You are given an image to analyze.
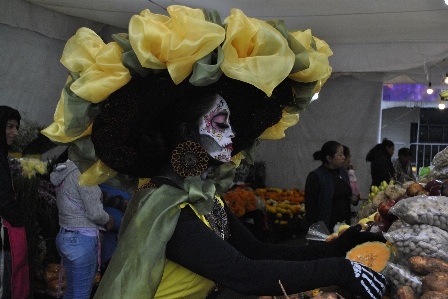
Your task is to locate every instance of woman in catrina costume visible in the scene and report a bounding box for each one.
[42,5,387,299]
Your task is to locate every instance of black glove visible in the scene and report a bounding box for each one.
[339,260,387,299]
[329,224,386,257]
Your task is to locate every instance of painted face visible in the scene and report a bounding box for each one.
[199,95,235,162]
[5,119,19,146]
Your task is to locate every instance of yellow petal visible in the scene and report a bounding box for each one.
[62,28,131,103]
[78,160,117,186]
[259,110,299,140]
[231,151,246,168]
[288,30,332,93]
[221,8,295,96]
[130,6,225,84]
[129,10,169,70]
[138,178,151,189]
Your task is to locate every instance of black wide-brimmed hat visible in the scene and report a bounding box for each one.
[42,5,332,184]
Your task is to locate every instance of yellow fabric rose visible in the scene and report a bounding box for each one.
[62,27,131,103]
[288,29,333,94]
[129,6,225,84]
[79,159,117,186]
[221,8,295,96]
[259,110,299,140]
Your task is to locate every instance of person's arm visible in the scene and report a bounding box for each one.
[0,163,24,227]
[76,175,110,227]
[166,206,386,298]
[225,204,385,261]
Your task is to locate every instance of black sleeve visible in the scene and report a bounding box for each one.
[304,172,320,227]
[371,155,393,184]
[224,203,345,261]
[0,165,24,227]
[165,206,351,296]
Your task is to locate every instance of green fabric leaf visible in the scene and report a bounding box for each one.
[112,33,133,52]
[205,162,236,196]
[310,36,317,51]
[208,10,223,27]
[112,33,153,77]
[68,136,97,173]
[189,47,224,86]
[266,20,310,74]
[68,71,80,81]
[96,176,222,299]
[266,19,289,41]
[63,80,102,137]
[242,140,259,165]
[286,81,318,112]
[288,32,310,74]
[122,50,152,77]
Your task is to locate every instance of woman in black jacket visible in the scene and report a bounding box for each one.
[366,138,395,187]
[0,105,29,299]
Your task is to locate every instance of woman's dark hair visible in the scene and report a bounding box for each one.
[343,145,350,158]
[381,138,394,148]
[366,138,394,162]
[47,147,69,175]
[313,141,342,164]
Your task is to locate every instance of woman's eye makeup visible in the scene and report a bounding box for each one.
[214,122,229,129]
[211,113,229,130]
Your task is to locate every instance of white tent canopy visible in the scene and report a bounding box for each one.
[24,0,448,85]
[1,0,448,195]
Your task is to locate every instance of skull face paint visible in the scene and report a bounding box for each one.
[199,95,235,162]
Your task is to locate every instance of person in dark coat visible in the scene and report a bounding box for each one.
[303,141,354,232]
[366,138,395,187]
[0,105,30,299]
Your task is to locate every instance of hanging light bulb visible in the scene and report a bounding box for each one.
[427,82,434,94]
[445,73,448,84]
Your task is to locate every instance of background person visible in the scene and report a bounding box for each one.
[0,105,29,299]
[343,145,360,206]
[393,147,415,183]
[366,138,395,187]
[50,151,115,299]
[303,141,354,232]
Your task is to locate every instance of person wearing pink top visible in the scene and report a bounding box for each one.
[0,105,30,299]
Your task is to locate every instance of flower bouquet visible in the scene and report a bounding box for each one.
[255,188,306,242]
[9,156,60,296]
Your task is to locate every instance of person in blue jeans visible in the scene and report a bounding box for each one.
[50,154,115,299]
